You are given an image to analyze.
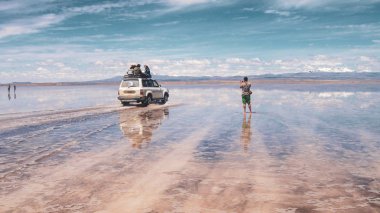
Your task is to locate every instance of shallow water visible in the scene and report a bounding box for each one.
[0,84,379,212]
[0,85,120,114]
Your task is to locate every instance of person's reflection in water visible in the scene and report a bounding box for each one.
[13,85,16,99]
[241,113,252,153]
[119,108,169,149]
[8,93,11,100]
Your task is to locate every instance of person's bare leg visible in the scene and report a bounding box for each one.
[248,104,252,113]
[243,104,246,114]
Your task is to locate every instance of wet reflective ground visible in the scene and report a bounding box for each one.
[0,84,380,212]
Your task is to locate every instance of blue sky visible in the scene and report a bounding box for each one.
[0,0,380,82]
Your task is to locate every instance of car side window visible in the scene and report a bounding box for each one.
[147,80,154,87]
[142,80,149,87]
[153,80,159,87]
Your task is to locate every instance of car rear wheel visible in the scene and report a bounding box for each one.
[142,95,152,107]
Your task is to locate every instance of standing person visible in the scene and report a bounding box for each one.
[144,65,151,78]
[14,84,16,93]
[8,84,11,94]
[240,76,252,114]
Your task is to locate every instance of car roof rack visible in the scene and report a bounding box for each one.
[123,73,152,80]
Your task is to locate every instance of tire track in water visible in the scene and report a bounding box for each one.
[0,105,127,137]
[0,121,118,182]
[0,105,177,184]
[0,105,121,121]
[0,104,209,212]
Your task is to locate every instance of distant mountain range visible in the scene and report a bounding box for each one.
[86,72,380,83]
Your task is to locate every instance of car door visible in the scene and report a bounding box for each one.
[142,79,149,96]
[152,80,162,99]
[147,79,157,99]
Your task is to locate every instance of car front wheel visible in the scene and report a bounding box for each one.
[161,93,169,104]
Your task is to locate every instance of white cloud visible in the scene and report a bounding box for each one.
[356,55,380,72]
[0,14,66,39]
[164,0,215,6]
[226,57,262,65]
[232,16,248,20]
[0,1,23,11]
[54,62,65,67]
[1,42,379,82]
[0,0,232,40]
[161,0,232,11]
[264,9,290,16]
[67,2,129,14]
[318,92,354,98]
[270,55,360,73]
[274,0,380,9]
[359,56,372,62]
[145,56,363,76]
[242,7,258,12]
[0,1,150,39]
[153,21,180,27]
[274,0,326,9]
[0,0,58,14]
[316,67,353,72]
[182,59,211,65]
[95,60,104,65]
[36,67,47,72]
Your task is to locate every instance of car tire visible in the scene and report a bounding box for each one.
[161,93,169,104]
[142,95,152,107]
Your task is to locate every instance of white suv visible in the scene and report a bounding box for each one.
[118,77,169,106]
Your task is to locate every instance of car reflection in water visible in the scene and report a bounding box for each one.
[119,108,169,149]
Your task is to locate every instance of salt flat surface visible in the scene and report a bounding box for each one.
[0,85,120,115]
[0,84,379,212]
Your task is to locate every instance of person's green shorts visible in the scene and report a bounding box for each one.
[242,95,251,104]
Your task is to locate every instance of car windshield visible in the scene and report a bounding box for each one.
[121,79,139,87]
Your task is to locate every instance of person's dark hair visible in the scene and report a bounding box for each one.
[137,64,141,67]
[243,76,248,82]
